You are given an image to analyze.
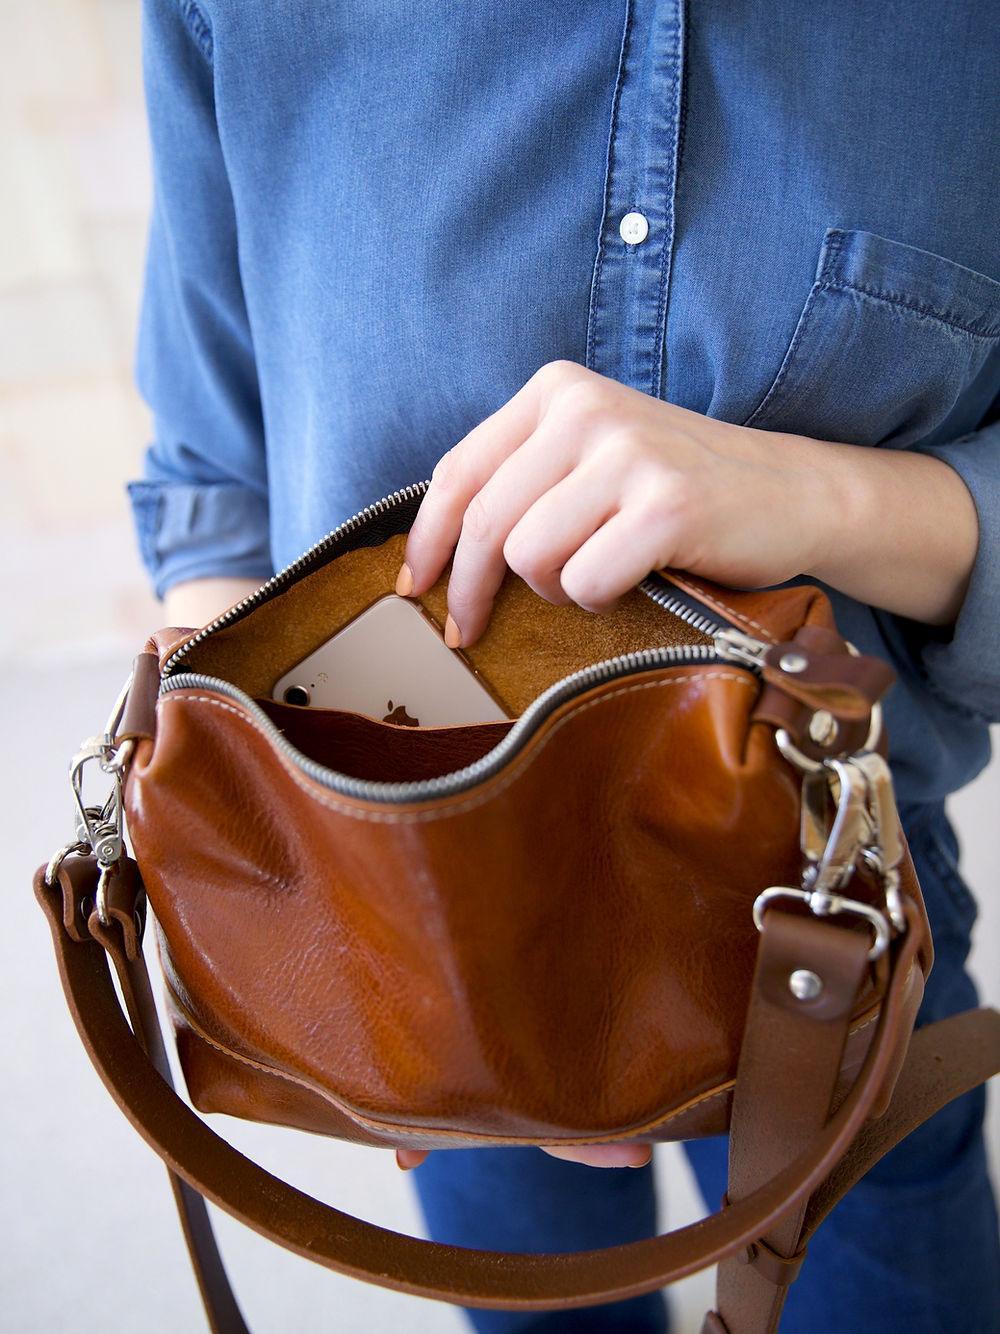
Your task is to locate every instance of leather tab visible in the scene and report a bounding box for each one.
[53,853,101,943]
[755,911,872,1022]
[142,626,199,668]
[98,858,147,962]
[116,652,160,744]
[759,634,895,720]
[49,855,146,960]
[752,625,895,761]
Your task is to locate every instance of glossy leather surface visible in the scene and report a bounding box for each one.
[124,555,917,1144]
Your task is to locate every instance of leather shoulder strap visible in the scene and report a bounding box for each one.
[34,857,1000,1323]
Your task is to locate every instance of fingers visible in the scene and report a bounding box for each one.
[443,438,627,644]
[496,467,618,607]
[558,509,668,613]
[436,436,576,644]
[401,374,549,596]
[541,1143,652,1168]
[398,361,685,643]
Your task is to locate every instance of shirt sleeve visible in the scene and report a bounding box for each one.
[886,410,1000,724]
[126,0,272,600]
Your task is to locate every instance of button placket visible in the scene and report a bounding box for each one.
[585,0,685,398]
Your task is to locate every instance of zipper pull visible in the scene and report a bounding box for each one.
[713,627,768,668]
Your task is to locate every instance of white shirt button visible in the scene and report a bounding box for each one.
[619,211,649,245]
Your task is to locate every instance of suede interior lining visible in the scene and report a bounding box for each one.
[180,532,709,718]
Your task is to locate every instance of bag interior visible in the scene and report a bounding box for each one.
[176,530,708,781]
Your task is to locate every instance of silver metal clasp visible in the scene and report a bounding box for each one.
[755,734,908,959]
[852,751,906,933]
[46,671,135,925]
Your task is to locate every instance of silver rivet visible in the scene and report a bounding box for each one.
[778,652,809,674]
[808,709,839,746]
[619,211,649,245]
[789,969,823,1001]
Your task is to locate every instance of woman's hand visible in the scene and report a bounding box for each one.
[397,360,837,647]
[399,359,978,647]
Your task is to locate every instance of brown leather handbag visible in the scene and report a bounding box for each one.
[36,481,999,1334]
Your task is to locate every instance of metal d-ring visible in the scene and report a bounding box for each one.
[44,839,90,888]
[752,885,891,961]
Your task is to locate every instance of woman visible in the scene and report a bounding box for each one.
[129,2,999,1328]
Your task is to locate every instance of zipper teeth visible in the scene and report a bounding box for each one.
[637,577,728,638]
[162,480,432,676]
[161,640,750,805]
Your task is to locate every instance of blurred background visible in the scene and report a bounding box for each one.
[2,3,997,1331]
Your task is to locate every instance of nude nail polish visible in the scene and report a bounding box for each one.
[395,563,414,596]
[444,614,461,648]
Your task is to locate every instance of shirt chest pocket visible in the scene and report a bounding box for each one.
[741,229,1000,447]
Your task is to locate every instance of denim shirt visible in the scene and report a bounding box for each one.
[127,0,1000,809]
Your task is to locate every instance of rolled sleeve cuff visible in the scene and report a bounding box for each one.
[901,429,1000,723]
[126,479,273,600]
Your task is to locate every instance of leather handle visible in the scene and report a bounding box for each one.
[34,858,999,1315]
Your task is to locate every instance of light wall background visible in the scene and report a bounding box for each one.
[2,4,996,1332]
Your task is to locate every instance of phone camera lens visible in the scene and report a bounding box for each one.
[283,685,310,706]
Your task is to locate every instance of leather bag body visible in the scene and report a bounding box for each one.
[36,483,999,1333]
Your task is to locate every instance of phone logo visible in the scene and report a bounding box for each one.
[383,699,419,727]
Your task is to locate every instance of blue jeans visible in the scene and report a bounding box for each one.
[411,804,999,1332]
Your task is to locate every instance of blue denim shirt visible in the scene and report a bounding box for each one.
[127,0,1000,809]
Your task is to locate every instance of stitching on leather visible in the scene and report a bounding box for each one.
[849,1011,879,1037]
[169,975,737,1142]
[691,590,777,642]
[166,977,417,1135]
[166,978,888,1145]
[712,603,776,642]
[167,973,733,1142]
[160,671,758,824]
[663,576,779,643]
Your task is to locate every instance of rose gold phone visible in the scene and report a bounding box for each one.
[271,595,510,726]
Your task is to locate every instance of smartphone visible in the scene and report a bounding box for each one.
[271,595,510,726]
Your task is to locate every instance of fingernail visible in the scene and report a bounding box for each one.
[395,1150,413,1171]
[444,614,462,648]
[395,563,414,596]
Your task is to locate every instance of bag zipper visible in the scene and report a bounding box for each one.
[158,482,769,805]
